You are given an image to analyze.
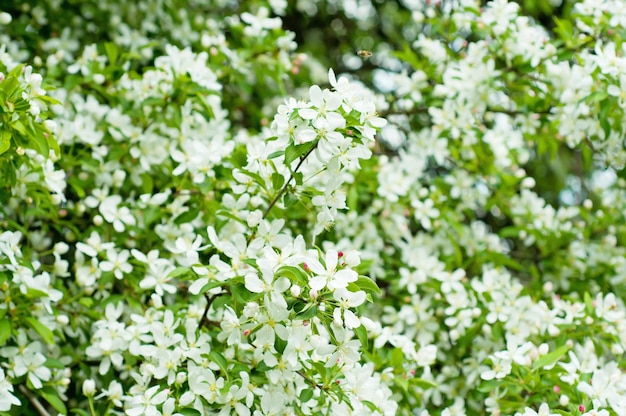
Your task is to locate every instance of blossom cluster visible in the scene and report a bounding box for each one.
[1,1,626,416]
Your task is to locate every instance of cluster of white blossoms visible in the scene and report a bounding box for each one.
[3,0,626,415]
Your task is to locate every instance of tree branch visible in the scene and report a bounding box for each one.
[18,385,52,416]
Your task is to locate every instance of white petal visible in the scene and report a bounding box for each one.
[188,278,209,295]
[343,310,361,329]
[328,68,337,86]
[245,273,265,293]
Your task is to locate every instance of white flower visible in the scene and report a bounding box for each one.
[332,288,366,329]
[125,385,169,416]
[0,368,20,411]
[99,195,136,232]
[411,198,440,230]
[515,403,559,416]
[299,85,344,125]
[415,344,438,367]
[480,352,512,381]
[139,259,177,296]
[307,249,358,291]
[100,248,133,280]
[0,231,23,266]
[240,7,282,37]
[95,380,124,407]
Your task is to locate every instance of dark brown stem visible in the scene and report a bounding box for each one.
[200,293,218,328]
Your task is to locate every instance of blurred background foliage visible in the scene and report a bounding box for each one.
[0,0,612,266]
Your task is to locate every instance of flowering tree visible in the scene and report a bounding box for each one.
[1,0,626,415]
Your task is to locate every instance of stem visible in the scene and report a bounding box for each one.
[88,396,97,416]
[262,141,319,219]
[296,370,325,390]
[200,293,218,328]
[18,385,52,416]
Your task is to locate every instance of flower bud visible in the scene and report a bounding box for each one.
[54,242,70,254]
[51,194,63,205]
[82,379,96,396]
[290,284,301,297]
[0,12,12,25]
[151,293,163,308]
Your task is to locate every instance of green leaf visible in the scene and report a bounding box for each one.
[299,388,314,403]
[477,379,500,393]
[361,400,379,412]
[209,351,230,378]
[275,337,287,354]
[394,376,409,393]
[104,42,119,65]
[347,185,358,210]
[196,279,227,294]
[216,209,246,224]
[174,208,199,225]
[25,317,54,344]
[532,344,569,370]
[11,119,27,136]
[26,287,50,299]
[354,324,368,349]
[284,192,298,208]
[553,17,574,43]
[140,172,154,194]
[276,265,309,286]
[293,171,303,186]
[238,169,267,190]
[0,130,10,156]
[353,276,381,296]
[40,386,68,414]
[284,141,316,166]
[392,43,422,70]
[391,347,403,369]
[271,172,285,191]
[582,91,608,105]
[44,358,67,369]
[68,177,86,199]
[0,319,11,346]
[28,120,50,156]
[167,267,192,279]
[70,409,91,416]
[295,305,317,321]
[178,409,202,416]
[142,206,161,227]
[79,297,94,308]
[267,150,284,159]
[584,291,593,314]
[230,282,261,303]
[310,361,328,381]
[8,64,24,78]
[411,377,437,390]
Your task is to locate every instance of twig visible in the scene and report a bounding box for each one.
[296,370,326,390]
[200,293,217,328]
[18,385,52,416]
[262,141,319,219]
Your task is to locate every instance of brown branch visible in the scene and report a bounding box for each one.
[18,385,52,416]
[200,293,220,328]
